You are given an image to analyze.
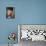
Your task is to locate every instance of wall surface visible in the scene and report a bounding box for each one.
[0,0,18,44]
[0,0,46,44]
[16,0,46,24]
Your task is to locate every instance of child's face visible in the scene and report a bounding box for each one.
[7,10,13,16]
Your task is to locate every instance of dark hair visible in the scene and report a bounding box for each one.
[7,7,13,11]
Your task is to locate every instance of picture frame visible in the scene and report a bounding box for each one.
[6,7,15,19]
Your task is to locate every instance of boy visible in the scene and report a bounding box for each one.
[6,7,15,19]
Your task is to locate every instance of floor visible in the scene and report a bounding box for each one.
[0,40,46,46]
[19,39,46,46]
[0,44,18,46]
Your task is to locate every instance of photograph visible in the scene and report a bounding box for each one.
[6,7,15,19]
[18,24,46,46]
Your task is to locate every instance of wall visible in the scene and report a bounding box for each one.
[16,0,46,24]
[0,0,46,44]
[0,0,18,44]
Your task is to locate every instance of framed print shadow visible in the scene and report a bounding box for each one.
[6,7,15,19]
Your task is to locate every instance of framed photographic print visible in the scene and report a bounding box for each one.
[18,24,46,41]
[6,7,15,19]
